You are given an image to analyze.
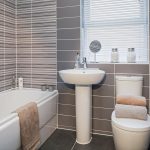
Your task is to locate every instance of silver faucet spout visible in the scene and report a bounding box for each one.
[82,57,87,69]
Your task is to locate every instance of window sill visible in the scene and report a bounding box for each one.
[88,61,149,65]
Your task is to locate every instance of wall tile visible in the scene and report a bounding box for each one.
[58,82,75,94]
[143,87,149,99]
[58,104,75,116]
[100,74,114,85]
[115,64,149,74]
[17,0,57,88]
[58,115,76,128]
[57,39,80,50]
[57,0,80,7]
[59,93,75,105]
[57,17,80,29]
[92,130,112,136]
[93,85,114,97]
[57,6,80,18]
[57,28,80,39]
[93,119,112,132]
[0,0,16,91]
[57,61,75,71]
[93,96,114,108]
[57,51,79,62]
[93,108,113,120]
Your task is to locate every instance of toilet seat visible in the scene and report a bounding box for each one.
[111,111,150,132]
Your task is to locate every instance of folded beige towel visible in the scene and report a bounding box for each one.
[116,95,146,106]
[115,104,147,120]
[16,102,40,150]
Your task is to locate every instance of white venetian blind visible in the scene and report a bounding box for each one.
[81,0,149,63]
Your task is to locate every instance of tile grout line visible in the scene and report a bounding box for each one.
[31,0,32,88]
[57,16,80,20]
[57,5,80,9]
[56,0,59,129]
[70,141,76,150]
[15,0,18,83]
[4,0,5,90]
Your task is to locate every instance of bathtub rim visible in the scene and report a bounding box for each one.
[0,88,58,125]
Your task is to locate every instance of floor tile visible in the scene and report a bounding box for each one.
[72,134,115,150]
[40,129,76,150]
[40,129,150,150]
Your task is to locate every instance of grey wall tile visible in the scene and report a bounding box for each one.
[58,115,76,128]
[58,82,75,94]
[57,39,80,50]
[93,96,114,108]
[92,130,112,136]
[57,6,80,18]
[143,87,149,99]
[57,17,80,29]
[57,0,80,7]
[93,108,113,120]
[58,125,76,131]
[59,93,75,105]
[57,51,79,62]
[115,64,149,74]
[58,61,75,71]
[57,28,80,39]
[93,85,114,97]
[93,119,112,132]
[101,74,114,85]
[58,104,75,116]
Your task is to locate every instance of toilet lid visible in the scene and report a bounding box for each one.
[111,111,150,131]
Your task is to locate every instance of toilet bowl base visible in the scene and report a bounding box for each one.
[112,123,150,150]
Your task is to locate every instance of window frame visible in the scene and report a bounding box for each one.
[80,0,149,64]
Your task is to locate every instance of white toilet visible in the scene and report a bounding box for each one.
[111,76,150,150]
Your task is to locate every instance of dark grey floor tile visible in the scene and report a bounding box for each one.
[40,129,76,150]
[72,134,115,150]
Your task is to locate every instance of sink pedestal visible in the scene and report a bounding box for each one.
[75,85,92,144]
[59,69,105,144]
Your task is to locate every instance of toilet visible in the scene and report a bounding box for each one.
[111,76,150,150]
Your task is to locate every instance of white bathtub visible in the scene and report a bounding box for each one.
[0,88,58,150]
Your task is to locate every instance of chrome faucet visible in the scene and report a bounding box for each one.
[82,57,87,69]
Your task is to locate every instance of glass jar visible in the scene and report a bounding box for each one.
[127,48,136,63]
[111,48,119,63]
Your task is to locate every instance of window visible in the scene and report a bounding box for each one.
[81,0,149,63]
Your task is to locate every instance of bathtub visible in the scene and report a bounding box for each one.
[0,88,58,150]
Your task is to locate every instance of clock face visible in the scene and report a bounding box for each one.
[89,40,101,53]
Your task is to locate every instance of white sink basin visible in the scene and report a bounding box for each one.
[59,68,105,85]
[59,68,105,144]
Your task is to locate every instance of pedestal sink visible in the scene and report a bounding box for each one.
[59,68,105,144]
